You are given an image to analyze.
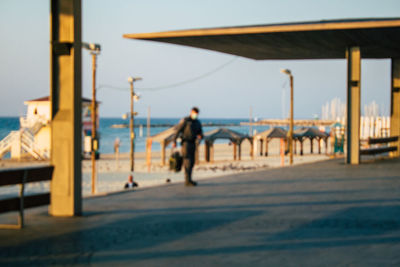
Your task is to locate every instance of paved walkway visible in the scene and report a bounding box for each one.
[1,158,400,266]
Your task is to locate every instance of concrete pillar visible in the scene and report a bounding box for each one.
[233,142,237,160]
[50,0,82,216]
[259,139,263,156]
[346,46,361,164]
[390,58,400,157]
[310,138,314,154]
[265,138,269,156]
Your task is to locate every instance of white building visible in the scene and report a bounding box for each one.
[0,96,99,160]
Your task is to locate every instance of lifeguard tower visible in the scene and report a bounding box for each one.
[0,96,99,160]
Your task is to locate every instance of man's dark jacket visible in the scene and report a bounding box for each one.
[174,117,203,144]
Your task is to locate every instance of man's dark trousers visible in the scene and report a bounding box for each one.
[182,141,196,184]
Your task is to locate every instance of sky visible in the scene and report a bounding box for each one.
[0,0,399,119]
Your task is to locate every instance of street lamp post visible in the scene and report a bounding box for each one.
[128,76,142,173]
[83,43,101,194]
[281,69,294,165]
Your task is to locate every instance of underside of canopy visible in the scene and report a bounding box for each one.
[124,18,400,60]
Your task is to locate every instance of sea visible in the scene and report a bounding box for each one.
[0,117,273,157]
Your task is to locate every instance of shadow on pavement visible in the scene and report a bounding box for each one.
[269,205,400,240]
[86,205,400,263]
[0,209,261,266]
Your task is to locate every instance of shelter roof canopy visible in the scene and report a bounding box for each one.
[254,127,288,139]
[294,127,328,139]
[204,128,249,143]
[124,18,400,60]
[149,125,179,144]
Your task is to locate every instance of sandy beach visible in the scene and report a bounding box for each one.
[84,138,331,195]
[0,138,332,197]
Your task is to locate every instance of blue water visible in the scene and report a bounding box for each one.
[0,117,20,138]
[0,117,273,155]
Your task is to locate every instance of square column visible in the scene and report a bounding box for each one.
[346,47,361,165]
[391,58,400,157]
[49,0,82,216]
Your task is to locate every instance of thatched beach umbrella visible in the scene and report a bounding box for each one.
[203,128,252,162]
[294,127,329,155]
[254,127,287,156]
[146,125,179,166]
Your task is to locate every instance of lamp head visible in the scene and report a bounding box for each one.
[280,68,292,75]
[128,77,142,83]
[82,43,101,53]
[89,43,101,51]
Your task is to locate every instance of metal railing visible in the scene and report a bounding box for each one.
[0,129,49,160]
[19,115,48,131]
[0,131,19,157]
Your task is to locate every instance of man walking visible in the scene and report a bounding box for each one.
[173,107,203,186]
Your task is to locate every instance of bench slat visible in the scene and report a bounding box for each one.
[0,166,53,186]
[360,146,398,155]
[0,193,50,213]
[368,136,399,145]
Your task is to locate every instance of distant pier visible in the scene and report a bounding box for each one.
[110,119,336,129]
[110,122,242,129]
[241,119,335,127]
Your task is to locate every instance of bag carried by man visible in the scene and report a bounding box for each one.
[169,150,183,172]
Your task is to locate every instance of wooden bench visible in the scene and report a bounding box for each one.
[360,136,398,155]
[0,166,53,229]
